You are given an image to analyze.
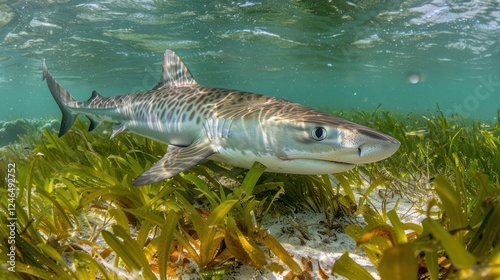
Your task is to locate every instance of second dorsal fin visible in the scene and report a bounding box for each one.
[153,50,198,90]
[88,90,103,102]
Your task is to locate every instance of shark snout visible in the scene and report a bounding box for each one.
[354,128,400,164]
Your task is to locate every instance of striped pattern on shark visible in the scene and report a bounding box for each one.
[43,50,400,186]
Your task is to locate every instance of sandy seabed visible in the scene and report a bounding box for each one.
[175,180,427,280]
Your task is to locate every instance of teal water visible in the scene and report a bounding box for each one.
[0,0,498,122]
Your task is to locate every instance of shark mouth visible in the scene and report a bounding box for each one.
[279,156,356,166]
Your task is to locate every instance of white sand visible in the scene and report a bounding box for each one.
[177,180,427,279]
[75,178,427,279]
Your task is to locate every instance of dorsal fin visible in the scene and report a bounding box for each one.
[88,90,103,102]
[152,50,197,90]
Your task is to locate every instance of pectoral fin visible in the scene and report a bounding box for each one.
[132,138,214,186]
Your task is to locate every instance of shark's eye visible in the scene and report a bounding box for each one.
[311,127,327,141]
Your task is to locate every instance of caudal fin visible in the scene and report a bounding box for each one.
[42,59,77,137]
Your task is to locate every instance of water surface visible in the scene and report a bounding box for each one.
[0,0,498,122]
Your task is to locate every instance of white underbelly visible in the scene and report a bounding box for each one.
[208,149,355,175]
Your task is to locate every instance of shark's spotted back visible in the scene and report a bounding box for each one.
[43,50,400,185]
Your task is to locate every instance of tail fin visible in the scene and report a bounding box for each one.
[42,59,77,137]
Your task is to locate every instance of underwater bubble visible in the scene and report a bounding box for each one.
[408,74,419,84]
[406,71,424,84]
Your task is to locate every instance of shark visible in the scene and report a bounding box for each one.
[43,50,400,186]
